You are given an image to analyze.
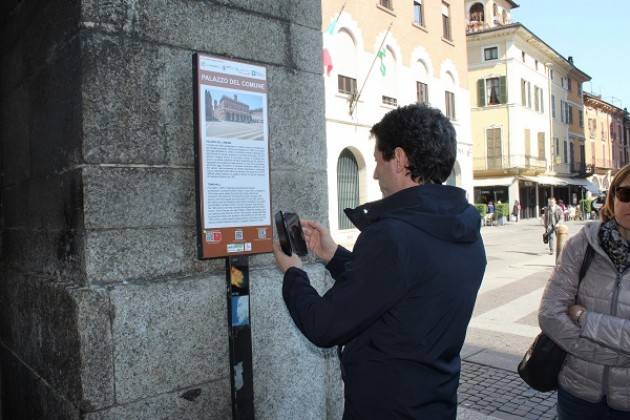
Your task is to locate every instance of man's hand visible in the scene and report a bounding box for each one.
[273,241,303,273]
[301,220,337,264]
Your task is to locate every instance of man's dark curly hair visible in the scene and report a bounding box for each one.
[370,104,457,184]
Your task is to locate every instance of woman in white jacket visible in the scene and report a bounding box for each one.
[539,164,630,420]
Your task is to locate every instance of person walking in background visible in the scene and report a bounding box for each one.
[512,200,521,223]
[539,164,630,419]
[544,198,563,255]
[273,104,486,420]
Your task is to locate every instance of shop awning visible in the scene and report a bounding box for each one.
[519,175,601,194]
[520,175,567,186]
[473,177,516,187]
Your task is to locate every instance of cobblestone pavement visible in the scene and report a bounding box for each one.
[458,361,558,419]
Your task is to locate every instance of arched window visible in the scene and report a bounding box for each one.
[493,2,498,17]
[470,2,484,22]
[382,46,398,105]
[416,59,430,105]
[336,29,359,95]
[337,149,360,229]
[336,29,358,78]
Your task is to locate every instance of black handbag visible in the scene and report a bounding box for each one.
[542,230,549,244]
[518,243,594,392]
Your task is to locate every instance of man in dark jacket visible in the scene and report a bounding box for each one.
[273,104,486,419]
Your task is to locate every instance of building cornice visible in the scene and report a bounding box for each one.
[467,23,591,82]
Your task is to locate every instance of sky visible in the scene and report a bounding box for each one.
[512,0,630,111]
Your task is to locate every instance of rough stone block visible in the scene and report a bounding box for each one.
[0,345,81,420]
[81,32,167,164]
[83,378,231,420]
[81,1,290,69]
[109,274,229,403]
[0,85,31,186]
[268,68,327,172]
[0,274,114,411]
[250,265,338,420]
[271,169,329,224]
[0,0,81,94]
[28,37,83,178]
[85,226,223,284]
[73,287,116,410]
[2,169,83,231]
[1,228,84,283]
[83,166,195,229]
[289,22,323,76]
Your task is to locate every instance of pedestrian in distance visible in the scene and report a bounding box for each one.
[273,104,487,420]
[544,197,563,255]
[539,163,630,419]
[512,199,521,223]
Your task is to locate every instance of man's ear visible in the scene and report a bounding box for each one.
[394,147,409,172]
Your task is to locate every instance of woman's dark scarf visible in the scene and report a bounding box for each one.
[599,219,630,273]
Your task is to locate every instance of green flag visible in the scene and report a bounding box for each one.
[377,49,386,76]
[326,18,337,35]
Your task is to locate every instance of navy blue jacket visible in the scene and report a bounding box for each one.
[283,184,486,419]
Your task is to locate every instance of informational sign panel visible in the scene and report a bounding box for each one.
[194,54,273,258]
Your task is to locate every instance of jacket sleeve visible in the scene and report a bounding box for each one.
[282,222,408,348]
[324,246,353,283]
[538,231,630,366]
[580,311,630,356]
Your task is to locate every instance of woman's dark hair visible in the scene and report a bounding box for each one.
[370,104,456,184]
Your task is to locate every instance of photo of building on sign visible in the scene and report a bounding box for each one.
[204,87,264,141]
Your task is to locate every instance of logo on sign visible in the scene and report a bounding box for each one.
[235,230,244,241]
[207,231,222,243]
[257,228,267,239]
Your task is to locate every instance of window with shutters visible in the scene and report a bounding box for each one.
[567,77,572,92]
[442,3,452,41]
[521,79,526,106]
[538,133,545,160]
[527,82,531,108]
[417,82,428,105]
[524,129,531,158]
[534,87,540,112]
[579,110,584,128]
[382,95,397,106]
[478,77,506,107]
[338,75,357,95]
[551,95,556,118]
[484,47,498,61]
[337,149,359,230]
[486,128,502,169]
[445,91,455,120]
[564,140,568,163]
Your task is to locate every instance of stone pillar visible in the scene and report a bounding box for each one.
[0,1,339,419]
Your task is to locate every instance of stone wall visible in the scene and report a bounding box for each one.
[0,1,341,418]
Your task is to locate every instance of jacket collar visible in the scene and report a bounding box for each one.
[344,184,428,231]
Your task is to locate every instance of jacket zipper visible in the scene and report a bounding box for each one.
[602,270,625,397]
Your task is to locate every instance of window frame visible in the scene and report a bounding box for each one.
[416,81,429,105]
[337,74,357,96]
[413,0,424,27]
[378,0,393,10]
[442,2,452,41]
[445,90,456,120]
[483,45,499,61]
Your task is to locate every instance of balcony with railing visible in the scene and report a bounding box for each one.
[474,154,547,174]
[466,18,513,34]
[594,158,613,169]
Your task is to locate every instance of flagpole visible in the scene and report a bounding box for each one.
[326,1,348,34]
[349,21,393,115]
